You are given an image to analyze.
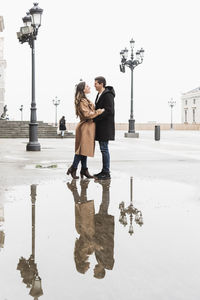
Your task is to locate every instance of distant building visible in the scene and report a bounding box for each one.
[181,87,200,124]
[0,16,6,116]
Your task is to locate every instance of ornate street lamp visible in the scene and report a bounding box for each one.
[17,185,43,299]
[17,3,43,151]
[19,105,24,121]
[119,177,143,236]
[120,39,144,138]
[52,96,60,127]
[168,98,176,129]
[0,204,5,250]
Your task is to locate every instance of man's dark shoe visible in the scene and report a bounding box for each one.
[93,171,103,177]
[94,172,111,180]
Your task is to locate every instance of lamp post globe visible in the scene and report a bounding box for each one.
[22,12,32,27]
[119,38,144,138]
[29,3,43,28]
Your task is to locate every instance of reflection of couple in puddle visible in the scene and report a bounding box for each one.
[67,179,114,279]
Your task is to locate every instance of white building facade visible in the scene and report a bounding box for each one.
[0,16,6,116]
[181,87,200,124]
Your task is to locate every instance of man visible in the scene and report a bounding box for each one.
[94,179,115,278]
[59,115,66,138]
[93,76,115,180]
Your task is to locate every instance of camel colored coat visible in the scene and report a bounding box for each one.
[75,200,95,238]
[75,98,102,157]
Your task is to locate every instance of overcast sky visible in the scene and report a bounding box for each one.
[1,0,200,123]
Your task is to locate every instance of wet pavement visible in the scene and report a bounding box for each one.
[0,131,200,299]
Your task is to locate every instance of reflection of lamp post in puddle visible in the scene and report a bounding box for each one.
[17,184,43,299]
[119,177,143,235]
[0,204,5,250]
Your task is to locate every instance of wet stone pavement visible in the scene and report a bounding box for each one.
[0,175,200,300]
[0,131,200,299]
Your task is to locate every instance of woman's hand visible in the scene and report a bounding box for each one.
[97,108,105,114]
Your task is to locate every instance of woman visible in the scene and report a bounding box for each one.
[59,116,66,138]
[67,81,104,179]
[67,179,96,274]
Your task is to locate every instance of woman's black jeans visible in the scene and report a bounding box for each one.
[72,154,87,169]
[99,141,110,173]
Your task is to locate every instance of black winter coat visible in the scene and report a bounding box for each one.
[94,86,115,141]
[59,118,66,130]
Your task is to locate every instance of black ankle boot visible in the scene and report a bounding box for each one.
[66,165,79,179]
[93,171,103,177]
[80,168,94,179]
[94,171,111,180]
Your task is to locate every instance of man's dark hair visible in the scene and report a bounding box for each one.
[95,76,106,87]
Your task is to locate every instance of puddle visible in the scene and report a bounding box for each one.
[0,177,199,300]
[24,160,67,170]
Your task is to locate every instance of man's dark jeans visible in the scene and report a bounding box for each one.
[99,141,110,173]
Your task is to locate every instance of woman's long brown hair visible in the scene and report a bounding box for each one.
[75,81,87,117]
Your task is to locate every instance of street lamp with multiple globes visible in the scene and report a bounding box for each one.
[17,3,43,151]
[52,96,60,127]
[168,98,176,129]
[119,177,143,236]
[120,39,144,138]
[19,105,23,121]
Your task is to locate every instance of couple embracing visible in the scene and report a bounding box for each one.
[67,76,115,180]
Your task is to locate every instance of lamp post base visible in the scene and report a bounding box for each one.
[124,119,139,138]
[124,132,139,138]
[26,123,41,151]
[26,141,41,151]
